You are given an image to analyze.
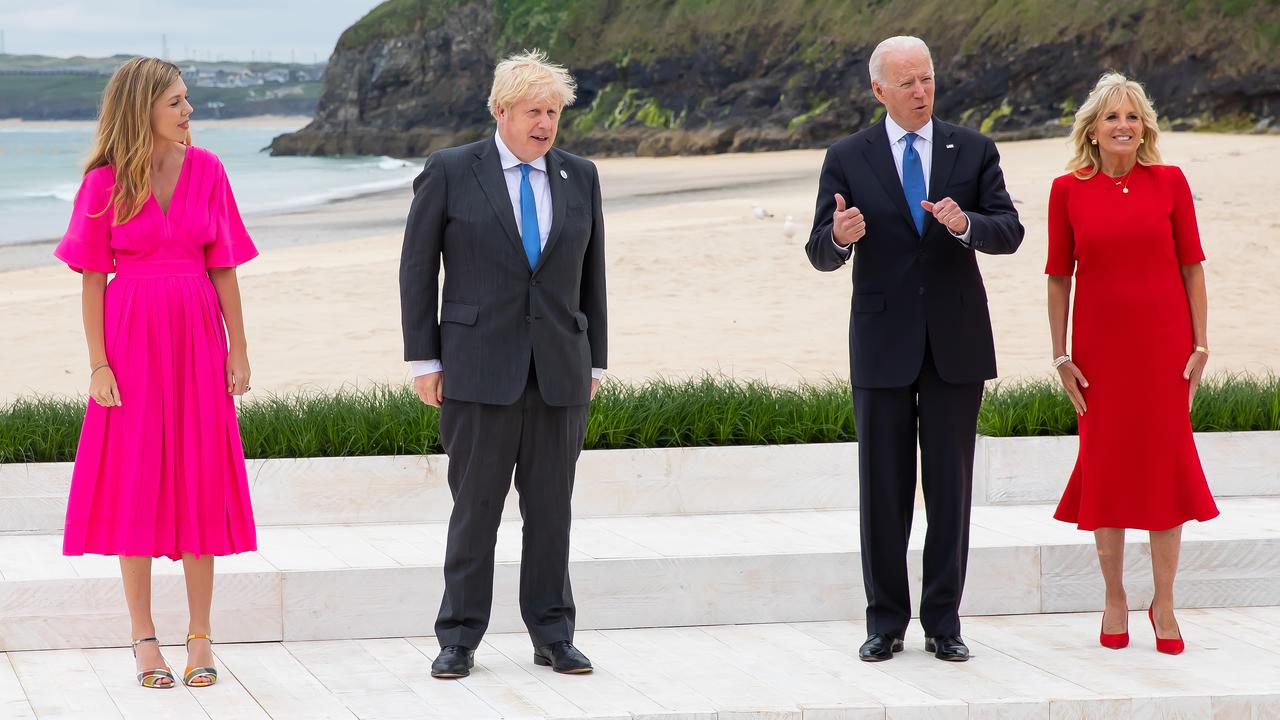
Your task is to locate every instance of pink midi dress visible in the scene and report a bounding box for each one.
[54,146,258,560]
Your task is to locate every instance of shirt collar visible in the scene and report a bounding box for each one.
[884,115,934,147]
[494,130,548,173]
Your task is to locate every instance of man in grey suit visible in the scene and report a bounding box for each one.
[399,50,607,679]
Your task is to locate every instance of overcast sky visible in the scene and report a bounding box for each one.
[0,1,387,63]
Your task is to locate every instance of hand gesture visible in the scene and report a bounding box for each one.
[1183,349,1208,410]
[1055,360,1089,415]
[832,194,866,246]
[921,197,969,235]
[89,366,121,408]
[415,371,444,407]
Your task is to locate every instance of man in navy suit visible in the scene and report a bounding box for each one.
[400,50,607,679]
[806,36,1023,662]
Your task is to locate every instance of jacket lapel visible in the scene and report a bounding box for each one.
[471,138,525,260]
[923,119,959,238]
[928,120,959,204]
[862,122,917,234]
[535,149,569,273]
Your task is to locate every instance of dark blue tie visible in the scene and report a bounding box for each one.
[518,163,541,269]
[902,132,927,236]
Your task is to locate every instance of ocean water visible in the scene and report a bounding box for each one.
[0,123,421,246]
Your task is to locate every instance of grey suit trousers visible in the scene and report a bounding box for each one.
[434,366,588,649]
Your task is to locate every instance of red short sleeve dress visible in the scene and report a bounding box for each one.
[54,146,259,560]
[1045,163,1219,531]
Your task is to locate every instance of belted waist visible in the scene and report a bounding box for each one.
[112,259,208,278]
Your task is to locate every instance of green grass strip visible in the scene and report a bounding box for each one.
[1,373,1276,463]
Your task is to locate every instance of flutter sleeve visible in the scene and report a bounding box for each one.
[1169,166,1206,266]
[204,160,259,268]
[1044,175,1076,277]
[53,168,115,274]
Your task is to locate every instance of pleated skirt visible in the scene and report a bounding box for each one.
[62,273,257,560]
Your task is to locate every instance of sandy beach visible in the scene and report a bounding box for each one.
[1,132,1277,402]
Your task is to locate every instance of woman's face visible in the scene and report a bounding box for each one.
[1091,95,1143,162]
[152,77,192,145]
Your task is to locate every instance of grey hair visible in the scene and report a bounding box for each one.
[868,36,934,84]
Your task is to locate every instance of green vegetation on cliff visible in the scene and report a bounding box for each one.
[345,0,1280,73]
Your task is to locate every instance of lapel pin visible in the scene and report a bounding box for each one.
[946,144,955,149]
[560,169,568,179]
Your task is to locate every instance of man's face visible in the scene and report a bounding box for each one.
[871,48,935,132]
[496,94,561,162]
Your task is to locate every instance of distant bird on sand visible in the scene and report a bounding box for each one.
[782,214,798,239]
[752,205,774,219]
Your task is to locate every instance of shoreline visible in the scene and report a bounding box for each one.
[0,114,313,130]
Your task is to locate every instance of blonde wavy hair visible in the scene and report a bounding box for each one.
[1067,72,1162,179]
[85,57,190,223]
[487,49,576,118]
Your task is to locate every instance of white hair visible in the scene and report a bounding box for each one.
[869,36,934,84]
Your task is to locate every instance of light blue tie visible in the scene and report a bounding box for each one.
[518,163,541,269]
[902,132,927,236]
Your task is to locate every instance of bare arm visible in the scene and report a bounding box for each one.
[1181,262,1209,408]
[1047,274,1087,414]
[1047,275,1071,360]
[209,267,251,395]
[81,271,120,406]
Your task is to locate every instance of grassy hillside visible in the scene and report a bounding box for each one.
[338,0,1280,74]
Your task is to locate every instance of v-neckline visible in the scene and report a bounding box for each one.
[151,145,190,218]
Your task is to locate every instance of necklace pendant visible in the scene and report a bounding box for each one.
[1122,187,1129,194]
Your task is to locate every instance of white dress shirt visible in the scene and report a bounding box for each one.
[833,115,971,256]
[410,131,603,381]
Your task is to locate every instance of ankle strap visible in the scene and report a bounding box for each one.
[132,636,159,647]
[186,633,211,646]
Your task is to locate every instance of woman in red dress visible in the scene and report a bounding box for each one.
[1046,73,1218,655]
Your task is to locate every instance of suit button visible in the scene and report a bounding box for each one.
[525,315,533,323]
[918,287,926,295]
[530,279,539,287]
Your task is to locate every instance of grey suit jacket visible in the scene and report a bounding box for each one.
[399,137,608,406]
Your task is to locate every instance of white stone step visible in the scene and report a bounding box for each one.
[974,430,1280,506]
[0,444,857,533]
[3,611,1279,719]
[3,430,1276,532]
[1,498,1278,652]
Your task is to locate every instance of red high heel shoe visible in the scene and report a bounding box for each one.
[1148,605,1185,655]
[1099,607,1129,649]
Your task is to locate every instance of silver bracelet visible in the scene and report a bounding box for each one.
[1051,355,1071,369]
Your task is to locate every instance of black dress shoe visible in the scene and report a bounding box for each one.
[533,640,593,674]
[924,635,970,662]
[430,645,475,678]
[858,634,904,662]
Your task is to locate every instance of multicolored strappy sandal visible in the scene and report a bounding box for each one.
[131,637,176,689]
[183,633,218,687]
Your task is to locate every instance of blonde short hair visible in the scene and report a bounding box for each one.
[487,49,577,118]
[1067,72,1162,179]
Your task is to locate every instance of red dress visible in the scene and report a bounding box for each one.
[1045,163,1218,531]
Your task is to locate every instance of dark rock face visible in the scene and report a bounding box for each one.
[272,3,1280,158]
[271,0,495,156]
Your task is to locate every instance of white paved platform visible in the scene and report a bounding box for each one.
[2,498,1279,651]
[3,609,1279,719]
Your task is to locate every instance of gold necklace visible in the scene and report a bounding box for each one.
[1109,166,1135,194]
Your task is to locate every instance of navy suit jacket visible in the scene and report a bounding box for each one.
[399,138,608,406]
[806,118,1023,388]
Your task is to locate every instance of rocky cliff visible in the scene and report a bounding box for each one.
[270,0,1280,157]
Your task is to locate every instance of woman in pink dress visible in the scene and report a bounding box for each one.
[55,57,258,689]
